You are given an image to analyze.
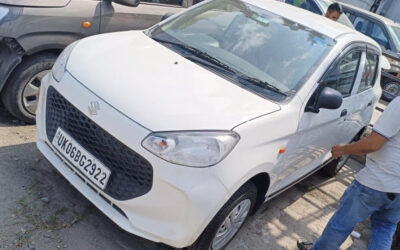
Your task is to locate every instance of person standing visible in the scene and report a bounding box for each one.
[298,97,400,250]
[325,3,343,21]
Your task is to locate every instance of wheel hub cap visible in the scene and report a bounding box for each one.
[384,82,400,96]
[211,199,251,250]
[22,70,49,115]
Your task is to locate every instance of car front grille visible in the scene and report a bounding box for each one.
[45,86,153,201]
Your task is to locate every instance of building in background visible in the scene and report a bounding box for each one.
[338,0,400,23]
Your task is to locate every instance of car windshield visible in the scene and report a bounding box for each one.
[149,0,335,101]
[388,25,400,53]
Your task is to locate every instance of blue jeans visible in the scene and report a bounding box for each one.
[313,180,400,250]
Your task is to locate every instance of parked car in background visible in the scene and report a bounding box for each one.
[36,0,383,249]
[341,3,400,102]
[279,0,355,29]
[0,0,203,123]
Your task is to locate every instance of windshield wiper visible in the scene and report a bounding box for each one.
[152,37,237,74]
[237,74,287,96]
[152,36,286,97]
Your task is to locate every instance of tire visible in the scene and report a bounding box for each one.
[381,77,400,102]
[189,182,257,250]
[1,53,57,124]
[320,155,350,177]
[392,223,400,249]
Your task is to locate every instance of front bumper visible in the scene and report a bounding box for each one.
[36,72,231,248]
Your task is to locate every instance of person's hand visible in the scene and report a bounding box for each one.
[331,145,347,159]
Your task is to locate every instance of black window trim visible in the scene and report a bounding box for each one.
[318,43,365,98]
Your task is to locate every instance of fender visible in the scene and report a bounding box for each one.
[0,37,24,92]
[17,32,83,55]
[0,32,83,93]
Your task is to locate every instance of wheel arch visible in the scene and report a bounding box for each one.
[0,48,62,94]
[248,172,270,214]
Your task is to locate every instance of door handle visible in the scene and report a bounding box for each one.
[340,109,348,117]
[367,101,373,107]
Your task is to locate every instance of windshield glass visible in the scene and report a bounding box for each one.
[150,0,335,100]
[388,25,400,53]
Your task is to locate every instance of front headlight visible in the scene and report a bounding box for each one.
[142,131,240,167]
[52,41,78,82]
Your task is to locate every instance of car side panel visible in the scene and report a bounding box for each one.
[100,2,185,33]
[1,0,101,55]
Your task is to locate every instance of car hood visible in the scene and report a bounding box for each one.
[66,31,281,131]
[0,0,70,7]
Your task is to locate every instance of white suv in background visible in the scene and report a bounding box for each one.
[36,0,384,249]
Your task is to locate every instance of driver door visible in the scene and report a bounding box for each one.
[269,46,366,193]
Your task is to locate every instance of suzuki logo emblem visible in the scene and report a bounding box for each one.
[88,101,100,116]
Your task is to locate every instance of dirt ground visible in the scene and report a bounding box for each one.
[0,104,384,250]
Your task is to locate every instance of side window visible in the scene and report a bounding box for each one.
[141,0,183,6]
[285,0,322,15]
[358,53,379,93]
[321,50,361,97]
[353,16,370,34]
[370,23,390,49]
[345,12,355,22]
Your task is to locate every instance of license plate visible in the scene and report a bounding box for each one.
[52,127,111,190]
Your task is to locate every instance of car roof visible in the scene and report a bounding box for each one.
[244,0,372,40]
[340,2,400,27]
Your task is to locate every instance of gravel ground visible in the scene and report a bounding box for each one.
[0,104,384,250]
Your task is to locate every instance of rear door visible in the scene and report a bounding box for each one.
[351,46,380,127]
[270,45,366,193]
[100,0,187,33]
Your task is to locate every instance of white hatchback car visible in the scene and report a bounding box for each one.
[36,0,383,249]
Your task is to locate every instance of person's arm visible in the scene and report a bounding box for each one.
[331,131,387,159]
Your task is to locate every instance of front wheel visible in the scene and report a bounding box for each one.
[189,182,257,250]
[321,154,350,177]
[381,78,400,102]
[1,53,57,123]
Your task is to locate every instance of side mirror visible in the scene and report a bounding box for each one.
[112,0,140,7]
[306,87,343,113]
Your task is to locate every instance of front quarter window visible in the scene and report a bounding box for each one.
[149,0,335,101]
[321,50,361,97]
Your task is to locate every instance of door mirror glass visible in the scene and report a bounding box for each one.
[113,0,140,7]
[306,87,343,113]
